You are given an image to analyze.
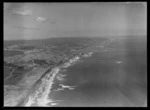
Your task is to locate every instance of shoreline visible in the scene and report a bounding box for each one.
[4,51,94,106]
[17,67,54,106]
[23,56,81,106]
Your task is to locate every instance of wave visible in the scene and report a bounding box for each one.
[62,56,80,68]
[59,84,77,90]
[83,52,93,57]
[53,84,76,92]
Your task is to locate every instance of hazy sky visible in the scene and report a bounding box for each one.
[4,2,147,40]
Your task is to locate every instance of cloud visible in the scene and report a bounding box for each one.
[36,17,46,22]
[12,9,32,16]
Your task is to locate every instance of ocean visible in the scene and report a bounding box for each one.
[48,37,147,107]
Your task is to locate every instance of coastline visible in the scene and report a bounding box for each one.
[23,56,81,106]
[4,50,94,106]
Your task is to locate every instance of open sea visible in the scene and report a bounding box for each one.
[48,37,147,107]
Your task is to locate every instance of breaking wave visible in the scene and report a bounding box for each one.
[83,52,93,58]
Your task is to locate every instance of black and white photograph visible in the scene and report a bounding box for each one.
[4,2,147,107]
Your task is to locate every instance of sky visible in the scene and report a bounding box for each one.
[4,2,147,40]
